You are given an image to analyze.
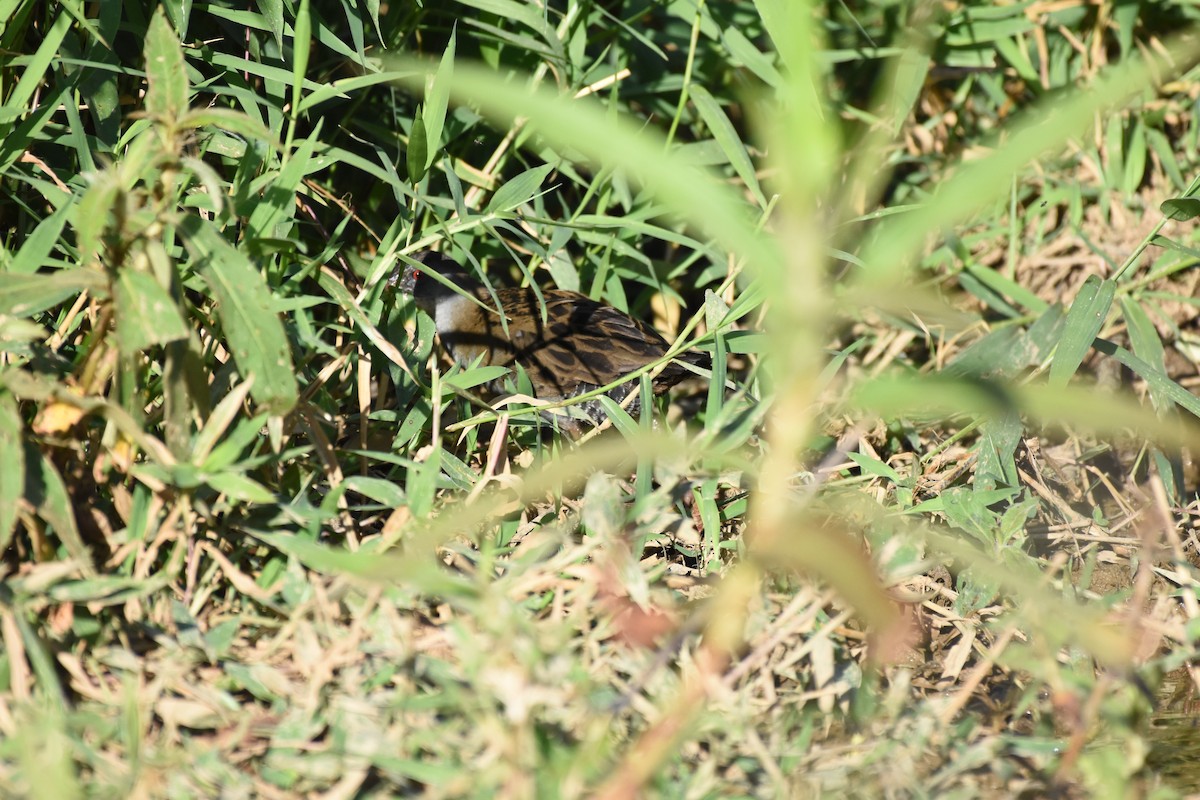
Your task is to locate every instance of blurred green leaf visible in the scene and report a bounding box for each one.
[858,36,1200,288]
[74,173,120,264]
[161,0,193,41]
[721,26,782,88]
[582,471,624,538]
[179,107,276,143]
[0,391,22,551]
[0,269,107,317]
[888,49,931,136]
[206,472,275,504]
[1104,115,1124,191]
[113,269,190,355]
[144,6,188,121]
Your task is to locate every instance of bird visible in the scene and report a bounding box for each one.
[392,250,711,436]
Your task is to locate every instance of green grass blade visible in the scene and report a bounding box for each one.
[1048,275,1115,387]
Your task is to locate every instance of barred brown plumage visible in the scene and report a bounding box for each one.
[392,250,711,436]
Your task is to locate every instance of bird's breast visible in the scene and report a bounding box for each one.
[435,294,514,369]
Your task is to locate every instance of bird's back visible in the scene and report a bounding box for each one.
[437,287,704,402]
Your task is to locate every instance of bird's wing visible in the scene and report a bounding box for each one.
[497,291,671,396]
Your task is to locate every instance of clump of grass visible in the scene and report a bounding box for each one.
[4,1,1200,796]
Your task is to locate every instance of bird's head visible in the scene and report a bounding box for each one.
[391,251,478,316]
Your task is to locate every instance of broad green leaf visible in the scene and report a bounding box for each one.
[178,216,298,414]
[423,26,455,171]
[245,126,320,240]
[144,7,188,121]
[942,486,1014,546]
[1049,275,1115,387]
[946,326,1034,379]
[1160,197,1200,221]
[161,0,193,40]
[407,113,428,184]
[1025,302,1067,357]
[255,0,284,48]
[442,366,509,391]
[486,163,555,214]
[976,413,1021,492]
[113,269,190,355]
[845,452,902,483]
